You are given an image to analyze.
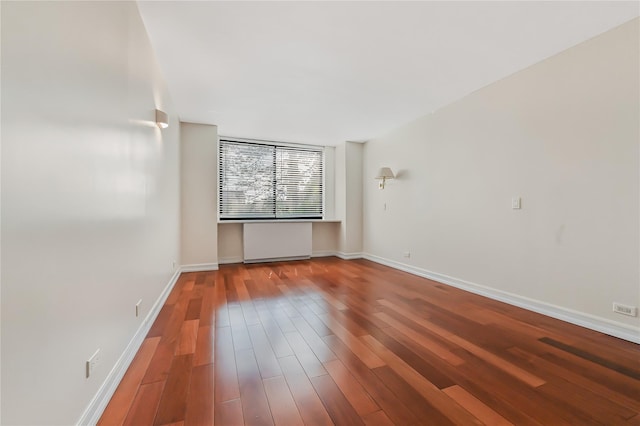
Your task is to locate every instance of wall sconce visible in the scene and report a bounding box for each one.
[155,109,169,129]
[375,167,395,189]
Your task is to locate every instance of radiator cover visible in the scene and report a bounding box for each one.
[243,222,312,263]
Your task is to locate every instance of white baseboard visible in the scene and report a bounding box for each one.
[77,269,182,425]
[219,252,362,262]
[362,253,640,344]
[335,251,363,260]
[180,262,219,272]
[244,255,311,264]
[222,253,336,263]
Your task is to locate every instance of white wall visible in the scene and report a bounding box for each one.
[335,141,364,256]
[363,18,639,341]
[218,223,244,263]
[312,222,340,256]
[180,122,218,269]
[324,146,336,219]
[1,2,180,424]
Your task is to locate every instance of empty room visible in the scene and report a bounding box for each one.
[1,1,639,425]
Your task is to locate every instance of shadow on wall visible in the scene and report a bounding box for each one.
[394,169,409,180]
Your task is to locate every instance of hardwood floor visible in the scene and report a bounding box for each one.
[98,257,640,425]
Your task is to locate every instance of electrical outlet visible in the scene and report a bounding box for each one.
[86,349,100,378]
[135,299,142,317]
[403,251,411,258]
[172,260,177,271]
[612,303,637,317]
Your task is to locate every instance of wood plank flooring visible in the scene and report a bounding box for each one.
[98,257,640,425]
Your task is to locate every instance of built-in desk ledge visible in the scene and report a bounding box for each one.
[218,218,341,224]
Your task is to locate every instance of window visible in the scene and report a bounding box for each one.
[219,139,323,220]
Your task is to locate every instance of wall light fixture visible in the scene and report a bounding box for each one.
[375,167,395,189]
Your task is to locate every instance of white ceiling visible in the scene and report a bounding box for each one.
[137,1,639,146]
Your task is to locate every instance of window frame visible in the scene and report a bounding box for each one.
[218,137,325,222]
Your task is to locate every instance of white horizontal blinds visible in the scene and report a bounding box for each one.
[276,147,323,218]
[219,139,323,219]
[219,141,275,219]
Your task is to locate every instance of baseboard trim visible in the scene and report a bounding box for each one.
[362,253,640,344]
[77,269,182,425]
[335,251,363,260]
[221,252,337,262]
[180,262,219,272]
[244,255,310,264]
[217,252,365,262]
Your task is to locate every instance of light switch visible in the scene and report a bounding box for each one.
[511,197,521,209]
